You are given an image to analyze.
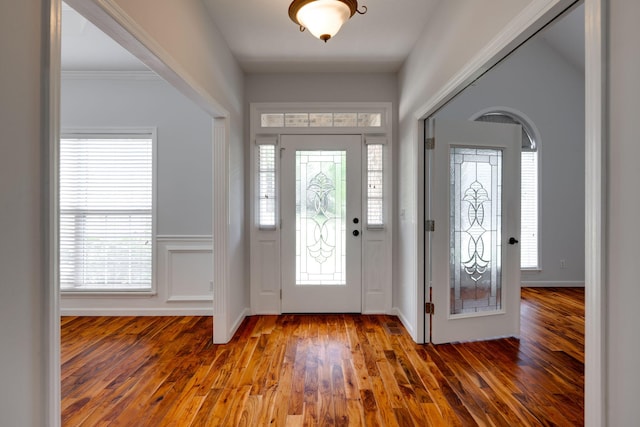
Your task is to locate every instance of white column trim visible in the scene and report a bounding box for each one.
[585,0,607,424]
[47,1,62,425]
[212,119,230,343]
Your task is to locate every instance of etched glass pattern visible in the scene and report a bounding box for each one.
[260,112,382,128]
[285,113,309,127]
[296,150,346,285]
[450,147,503,314]
[358,112,382,127]
[261,113,284,127]
[333,113,358,127]
[309,113,334,127]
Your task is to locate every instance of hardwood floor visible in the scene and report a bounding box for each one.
[61,287,584,426]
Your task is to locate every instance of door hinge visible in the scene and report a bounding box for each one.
[425,219,435,232]
[425,137,435,150]
[425,302,435,315]
[280,289,282,300]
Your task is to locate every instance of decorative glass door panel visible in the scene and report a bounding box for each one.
[428,119,521,344]
[281,135,362,313]
[296,151,346,286]
[450,147,503,315]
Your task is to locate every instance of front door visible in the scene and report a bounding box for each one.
[428,119,521,344]
[280,134,362,312]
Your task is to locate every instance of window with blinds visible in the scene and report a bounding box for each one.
[59,135,154,291]
[520,151,539,269]
[367,144,384,227]
[475,111,539,269]
[257,144,277,229]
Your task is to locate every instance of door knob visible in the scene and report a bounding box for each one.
[353,230,360,237]
[508,237,519,245]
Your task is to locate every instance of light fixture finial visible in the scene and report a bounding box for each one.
[288,0,366,42]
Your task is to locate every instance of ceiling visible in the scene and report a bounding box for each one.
[61,0,584,74]
[202,0,440,73]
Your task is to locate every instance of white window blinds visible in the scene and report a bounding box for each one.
[521,151,539,269]
[257,144,277,229]
[366,143,384,227]
[59,136,153,291]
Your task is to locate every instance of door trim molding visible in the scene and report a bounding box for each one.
[47,1,62,424]
[584,0,607,424]
[249,102,393,315]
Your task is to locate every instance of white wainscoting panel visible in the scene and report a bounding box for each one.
[362,230,392,314]
[157,236,213,302]
[251,234,281,314]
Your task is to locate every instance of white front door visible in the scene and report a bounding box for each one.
[428,119,521,344]
[280,134,362,312]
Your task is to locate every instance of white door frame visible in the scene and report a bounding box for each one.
[45,0,605,426]
[249,103,393,316]
[414,0,605,424]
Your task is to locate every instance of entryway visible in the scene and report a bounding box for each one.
[249,103,393,316]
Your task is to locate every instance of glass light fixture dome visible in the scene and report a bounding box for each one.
[289,0,367,42]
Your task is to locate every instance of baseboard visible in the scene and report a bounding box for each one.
[60,308,213,316]
[391,307,417,341]
[227,308,251,339]
[522,280,585,287]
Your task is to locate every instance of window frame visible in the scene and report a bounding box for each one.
[59,128,158,295]
[364,136,386,229]
[255,136,279,230]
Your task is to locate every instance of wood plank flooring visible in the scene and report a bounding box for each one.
[61,287,584,426]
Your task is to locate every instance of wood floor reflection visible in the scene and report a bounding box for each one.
[61,287,584,426]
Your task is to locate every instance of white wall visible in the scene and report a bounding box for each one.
[62,74,212,235]
[0,1,47,425]
[434,37,585,286]
[60,74,215,314]
[607,0,640,424]
[245,73,398,314]
[396,0,533,341]
[246,73,397,104]
[245,72,398,139]
[100,0,249,340]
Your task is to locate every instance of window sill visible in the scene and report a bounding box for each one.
[61,290,156,297]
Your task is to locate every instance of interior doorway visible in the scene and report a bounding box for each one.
[422,2,586,345]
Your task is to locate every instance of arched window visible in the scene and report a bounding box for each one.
[475,111,539,270]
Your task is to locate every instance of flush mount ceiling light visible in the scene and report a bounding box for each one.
[289,0,367,43]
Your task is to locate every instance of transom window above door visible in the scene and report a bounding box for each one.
[260,112,383,128]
